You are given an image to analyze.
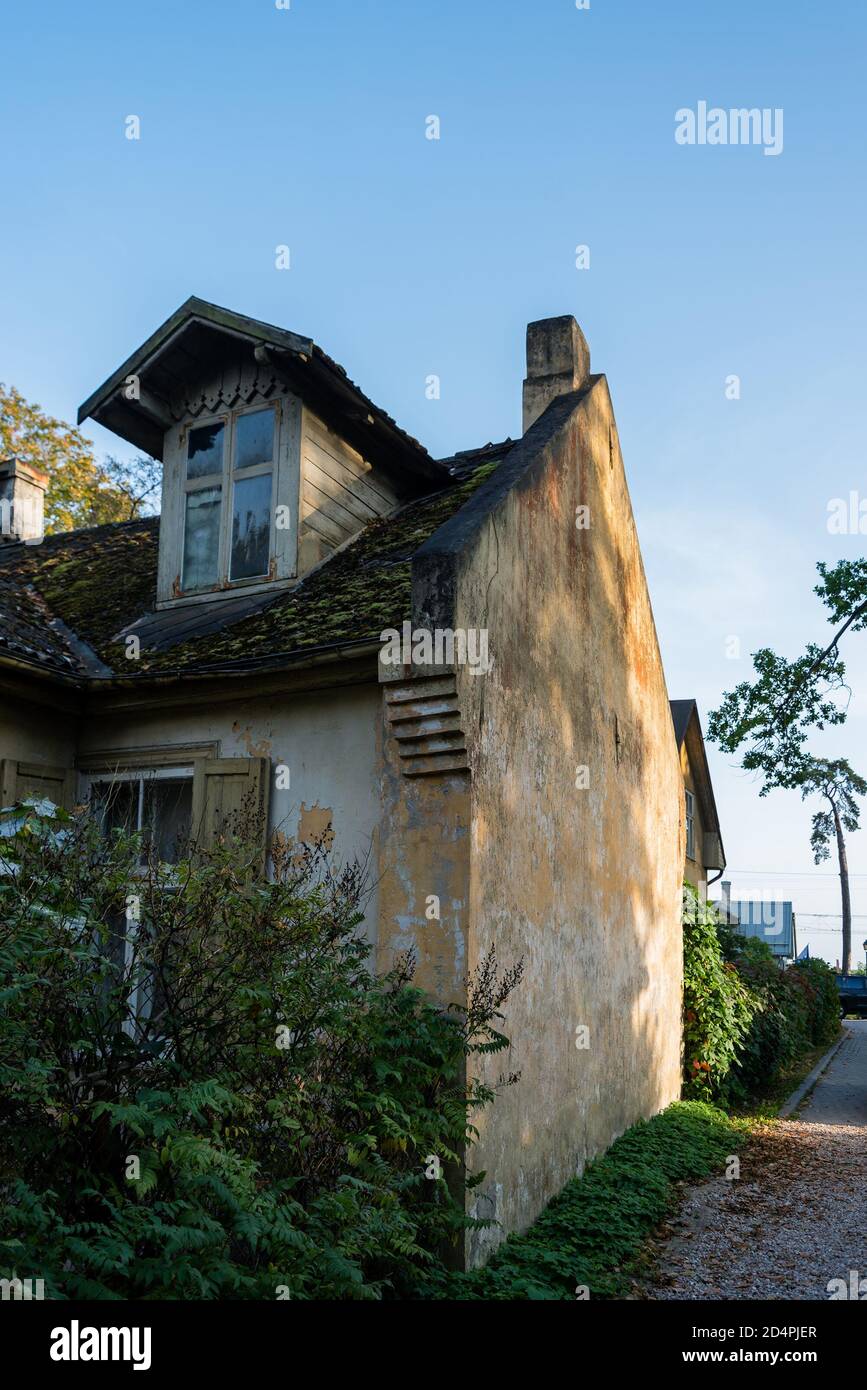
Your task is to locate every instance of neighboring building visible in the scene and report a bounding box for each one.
[716,883,798,961]
[0,299,685,1265]
[669,699,725,896]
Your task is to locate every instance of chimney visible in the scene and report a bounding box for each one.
[0,458,47,544]
[522,315,591,434]
[721,880,731,917]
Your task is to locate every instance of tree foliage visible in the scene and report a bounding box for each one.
[800,758,866,863]
[722,939,838,1103]
[708,558,867,781]
[0,382,159,534]
[0,800,522,1300]
[707,646,847,791]
[708,568,867,974]
[814,558,867,642]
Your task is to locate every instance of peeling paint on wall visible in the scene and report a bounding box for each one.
[231,720,273,760]
[297,801,335,849]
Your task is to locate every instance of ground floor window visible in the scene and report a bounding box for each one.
[82,766,194,865]
[80,766,193,1039]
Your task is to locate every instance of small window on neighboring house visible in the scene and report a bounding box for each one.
[181,404,276,593]
[685,789,696,860]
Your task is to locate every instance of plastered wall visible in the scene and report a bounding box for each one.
[450,380,684,1262]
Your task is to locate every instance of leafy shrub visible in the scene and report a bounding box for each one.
[791,957,840,1045]
[0,800,521,1300]
[688,895,840,1105]
[681,885,755,1100]
[726,939,808,1100]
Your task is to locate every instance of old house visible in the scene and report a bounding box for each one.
[0,299,685,1263]
[669,698,725,897]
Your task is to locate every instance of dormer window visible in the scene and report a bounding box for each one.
[182,404,277,593]
[76,298,437,611]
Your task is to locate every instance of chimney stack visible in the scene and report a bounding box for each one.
[721,880,731,917]
[522,315,591,434]
[0,459,47,545]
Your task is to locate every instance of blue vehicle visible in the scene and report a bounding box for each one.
[835,974,867,1019]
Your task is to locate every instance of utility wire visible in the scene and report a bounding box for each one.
[726,868,867,877]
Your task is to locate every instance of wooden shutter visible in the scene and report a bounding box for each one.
[191,757,270,857]
[1,759,76,810]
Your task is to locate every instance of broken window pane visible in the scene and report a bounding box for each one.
[183,486,221,590]
[90,779,138,839]
[231,472,272,580]
[234,406,274,471]
[186,422,225,479]
[143,778,193,864]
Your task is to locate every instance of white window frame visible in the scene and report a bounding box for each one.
[179,400,280,595]
[685,789,696,861]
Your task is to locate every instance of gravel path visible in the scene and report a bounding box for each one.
[643,1021,867,1301]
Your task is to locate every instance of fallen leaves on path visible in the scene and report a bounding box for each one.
[641,1031,867,1301]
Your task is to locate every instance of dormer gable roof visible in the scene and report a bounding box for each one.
[77,296,448,493]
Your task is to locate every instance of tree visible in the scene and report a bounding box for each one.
[708,561,867,974]
[801,758,866,975]
[709,670,865,973]
[813,558,867,666]
[0,382,158,533]
[712,559,867,767]
[101,453,161,520]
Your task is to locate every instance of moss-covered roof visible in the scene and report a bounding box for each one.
[0,450,505,684]
[0,567,84,676]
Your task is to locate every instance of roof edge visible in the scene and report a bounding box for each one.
[76,297,446,485]
[76,296,313,427]
[673,698,725,863]
[411,378,600,630]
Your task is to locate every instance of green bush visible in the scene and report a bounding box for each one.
[726,939,808,1101]
[0,800,521,1300]
[718,937,839,1102]
[792,957,840,1045]
[681,885,755,1100]
[444,1101,742,1300]
[685,893,840,1106]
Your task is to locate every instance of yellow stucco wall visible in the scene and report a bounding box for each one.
[375,708,471,1002]
[449,379,684,1262]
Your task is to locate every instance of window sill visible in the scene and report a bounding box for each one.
[155,573,298,611]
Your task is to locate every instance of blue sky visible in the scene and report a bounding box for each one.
[2,0,866,962]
